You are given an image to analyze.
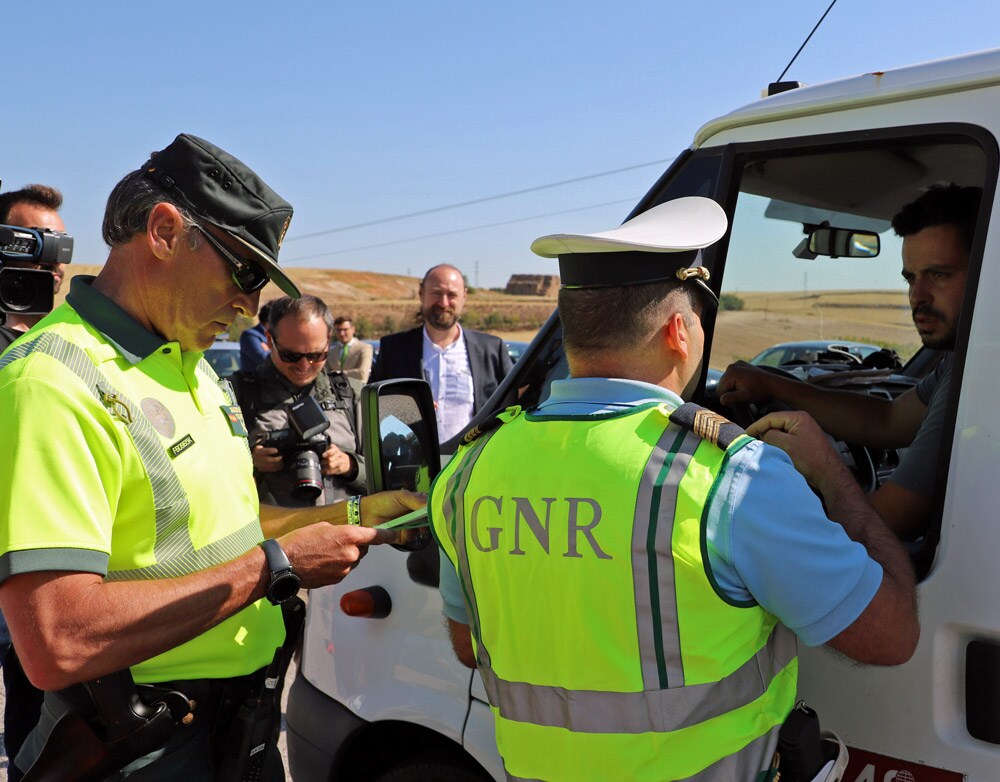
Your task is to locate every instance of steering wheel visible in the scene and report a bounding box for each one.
[726,365,878,494]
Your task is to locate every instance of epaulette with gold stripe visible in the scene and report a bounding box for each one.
[460,405,523,445]
[668,403,746,450]
[461,417,503,445]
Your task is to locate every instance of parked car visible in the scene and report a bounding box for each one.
[505,340,530,363]
[289,47,1000,782]
[749,340,882,368]
[203,339,241,378]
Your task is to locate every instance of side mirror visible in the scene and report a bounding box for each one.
[361,379,439,555]
[807,227,880,258]
[361,379,441,494]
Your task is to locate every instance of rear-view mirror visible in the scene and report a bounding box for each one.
[361,379,441,495]
[361,378,440,559]
[807,226,880,258]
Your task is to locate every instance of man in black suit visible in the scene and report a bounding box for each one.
[371,264,513,443]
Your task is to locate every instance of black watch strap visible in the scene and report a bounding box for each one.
[260,538,300,605]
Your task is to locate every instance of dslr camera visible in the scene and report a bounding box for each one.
[0,223,74,316]
[258,396,331,500]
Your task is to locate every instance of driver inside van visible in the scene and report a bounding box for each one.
[718,184,980,541]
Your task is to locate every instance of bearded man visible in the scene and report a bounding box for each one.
[370,264,512,443]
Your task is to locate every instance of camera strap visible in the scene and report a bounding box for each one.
[326,370,361,453]
[232,366,362,456]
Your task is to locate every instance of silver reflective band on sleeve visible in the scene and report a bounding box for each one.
[0,332,261,580]
[632,425,703,690]
[478,624,796,735]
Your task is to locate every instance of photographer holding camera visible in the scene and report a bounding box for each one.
[232,295,366,508]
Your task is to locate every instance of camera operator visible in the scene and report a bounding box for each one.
[0,184,67,348]
[232,295,366,508]
[0,183,67,780]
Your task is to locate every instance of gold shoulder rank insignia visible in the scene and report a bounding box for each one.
[668,403,746,450]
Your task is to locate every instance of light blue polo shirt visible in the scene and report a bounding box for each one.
[439,377,883,647]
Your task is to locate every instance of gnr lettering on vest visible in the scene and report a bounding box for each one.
[470,496,612,559]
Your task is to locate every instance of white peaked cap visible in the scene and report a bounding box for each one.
[530,197,728,258]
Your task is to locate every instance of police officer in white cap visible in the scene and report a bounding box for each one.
[428,198,918,782]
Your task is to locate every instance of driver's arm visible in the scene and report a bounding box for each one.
[718,362,926,448]
[869,482,936,541]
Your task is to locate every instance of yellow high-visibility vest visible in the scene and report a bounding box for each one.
[430,402,796,782]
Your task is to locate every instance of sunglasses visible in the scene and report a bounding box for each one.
[272,340,329,365]
[194,224,270,294]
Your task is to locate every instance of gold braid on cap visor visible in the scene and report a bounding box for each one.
[675,265,711,282]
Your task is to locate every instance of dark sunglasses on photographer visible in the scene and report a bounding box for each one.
[272,341,330,364]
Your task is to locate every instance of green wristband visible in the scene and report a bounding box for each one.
[347,495,362,526]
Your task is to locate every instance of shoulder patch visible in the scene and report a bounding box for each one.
[669,403,746,450]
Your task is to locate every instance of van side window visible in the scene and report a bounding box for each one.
[699,133,991,578]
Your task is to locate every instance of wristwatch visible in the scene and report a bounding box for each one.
[260,538,300,605]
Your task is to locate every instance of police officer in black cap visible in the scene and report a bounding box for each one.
[0,134,422,779]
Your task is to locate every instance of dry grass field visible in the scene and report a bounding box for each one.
[59,267,918,367]
[710,289,920,370]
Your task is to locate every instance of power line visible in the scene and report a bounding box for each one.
[281,197,638,263]
[283,158,672,242]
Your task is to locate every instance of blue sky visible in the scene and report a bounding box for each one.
[5,0,998,288]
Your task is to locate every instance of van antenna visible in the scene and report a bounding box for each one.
[775,0,838,83]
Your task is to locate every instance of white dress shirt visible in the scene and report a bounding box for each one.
[422,326,475,442]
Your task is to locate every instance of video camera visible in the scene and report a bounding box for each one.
[258,396,331,500]
[0,224,74,316]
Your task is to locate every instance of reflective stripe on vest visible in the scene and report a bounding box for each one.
[0,332,261,580]
[429,403,797,781]
[438,425,504,670]
[500,730,781,782]
[477,626,795,734]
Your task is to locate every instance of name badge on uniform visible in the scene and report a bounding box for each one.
[222,405,248,437]
[169,434,195,459]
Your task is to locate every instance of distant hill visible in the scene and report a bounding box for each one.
[60,266,557,339]
[60,265,423,304]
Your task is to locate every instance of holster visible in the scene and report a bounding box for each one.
[21,668,191,782]
[774,702,848,782]
[21,597,304,782]
[215,595,306,782]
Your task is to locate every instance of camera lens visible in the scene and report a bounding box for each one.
[0,268,53,314]
[290,450,324,500]
[1,271,37,311]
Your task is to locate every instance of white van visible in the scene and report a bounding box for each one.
[287,47,1000,782]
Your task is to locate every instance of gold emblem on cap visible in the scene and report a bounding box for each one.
[278,216,291,251]
[675,265,711,282]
